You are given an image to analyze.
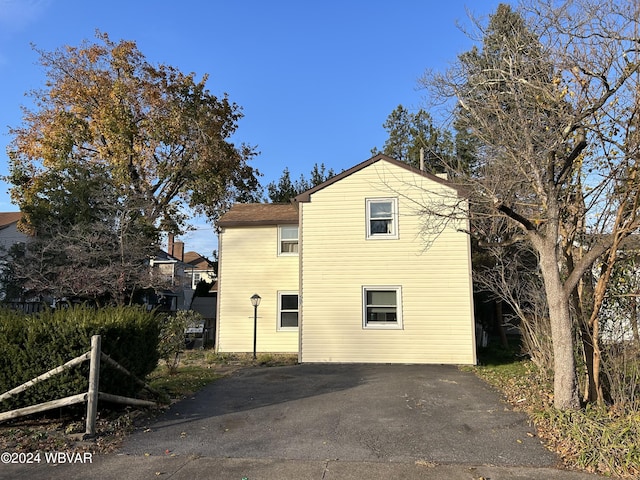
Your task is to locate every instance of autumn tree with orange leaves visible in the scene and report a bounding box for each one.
[4,32,259,304]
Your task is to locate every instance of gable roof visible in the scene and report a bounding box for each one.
[217,203,298,227]
[184,251,215,269]
[0,212,23,230]
[152,249,180,263]
[293,153,459,203]
[218,155,462,227]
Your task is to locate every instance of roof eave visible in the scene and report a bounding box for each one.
[218,219,298,228]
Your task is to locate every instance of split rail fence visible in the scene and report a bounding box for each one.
[0,335,163,436]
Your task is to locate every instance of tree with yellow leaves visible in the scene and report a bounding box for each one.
[4,32,260,304]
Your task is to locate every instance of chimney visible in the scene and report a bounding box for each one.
[168,233,175,256]
[174,241,184,262]
[419,148,425,171]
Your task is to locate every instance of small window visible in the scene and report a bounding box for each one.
[363,286,402,329]
[279,226,299,255]
[278,292,299,330]
[366,198,398,239]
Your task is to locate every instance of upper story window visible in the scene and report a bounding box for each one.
[279,225,299,255]
[366,198,398,239]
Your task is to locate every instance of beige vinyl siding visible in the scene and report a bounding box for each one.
[217,224,299,353]
[299,161,475,364]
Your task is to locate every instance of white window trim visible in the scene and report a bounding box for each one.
[362,286,403,330]
[365,197,399,240]
[278,225,299,256]
[277,291,299,331]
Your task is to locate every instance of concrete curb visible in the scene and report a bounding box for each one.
[2,454,609,480]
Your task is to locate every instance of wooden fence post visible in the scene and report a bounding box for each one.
[85,335,101,437]
[0,332,159,428]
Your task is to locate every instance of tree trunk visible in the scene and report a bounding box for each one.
[495,300,509,349]
[585,244,622,406]
[538,245,581,410]
[565,251,597,403]
[578,316,598,402]
[591,313,604,405]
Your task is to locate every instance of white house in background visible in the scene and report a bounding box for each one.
[184,251,217,289]
[0,212,28,253]
[148,236,216,312]
[216,154,476,364]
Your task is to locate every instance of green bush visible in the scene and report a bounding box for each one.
[0,305,160,411]
[158,310,203,373]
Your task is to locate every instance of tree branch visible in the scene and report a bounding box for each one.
[497,203,538,232]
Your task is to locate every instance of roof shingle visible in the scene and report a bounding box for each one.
[217,203,298,227]
[0,212,23,230]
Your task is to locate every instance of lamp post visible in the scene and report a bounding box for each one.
[250,293,261,360]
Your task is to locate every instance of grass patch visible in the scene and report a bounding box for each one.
[532,405,640,477]
[147,350,297,400]
[469,343,640,478]
[147,364,222,399]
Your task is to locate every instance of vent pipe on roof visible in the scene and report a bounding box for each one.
[419,148,425,171]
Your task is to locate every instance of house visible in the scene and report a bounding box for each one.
[183,251,218,345]
[146,248,188,311]
[147,236,216,312]
[216,203,300,354]
[0,212,28,254]
[184,251,217,289]
[0,212,39,309]
[216,154,477,364]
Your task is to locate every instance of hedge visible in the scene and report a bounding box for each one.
[0,305,160,411]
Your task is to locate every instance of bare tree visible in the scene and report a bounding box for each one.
[4,163,162,305]
[473,221,554,374]
[421,1,640,409]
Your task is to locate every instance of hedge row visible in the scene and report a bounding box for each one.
[0,305,160,411]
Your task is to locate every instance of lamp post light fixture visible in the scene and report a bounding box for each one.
[250,294,261,360]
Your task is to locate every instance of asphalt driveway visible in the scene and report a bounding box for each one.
[121,363,558,467]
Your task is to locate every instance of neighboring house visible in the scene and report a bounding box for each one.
[0,212,38,308]
[184,251,218,345]
[149,247,189,289]
[147,248,189,311]
[216,154,477,364]
[147,236,218,316]
[586,234,640,343]
[0,212,28,254]
[147,237,213,311]
[184,251,217,289]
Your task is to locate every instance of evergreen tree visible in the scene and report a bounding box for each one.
[372,105,455,173]
[266,163,336,203]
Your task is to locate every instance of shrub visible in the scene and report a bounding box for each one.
[532,406,640,477]
[158,310,203,374]
[473,358,640,477]
[0,305,160,411]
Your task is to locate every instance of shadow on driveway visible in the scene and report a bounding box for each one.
[121,363,560,467]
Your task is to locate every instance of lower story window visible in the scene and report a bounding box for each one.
[278,292,299,330]
[363,286,402,329]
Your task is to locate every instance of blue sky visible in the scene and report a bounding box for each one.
[0,0,508,256]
